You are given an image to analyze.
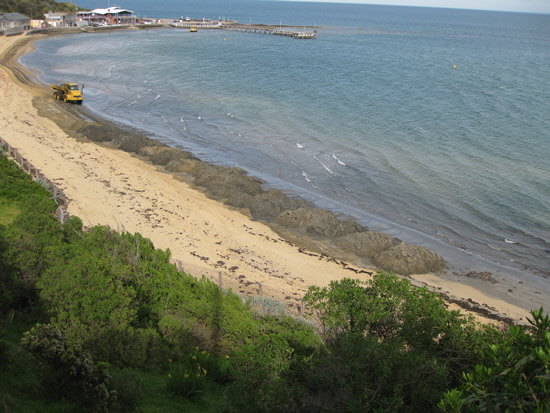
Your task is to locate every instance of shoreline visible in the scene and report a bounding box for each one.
[1,32,545,324]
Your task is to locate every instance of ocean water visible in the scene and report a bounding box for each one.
[21,2,550,281]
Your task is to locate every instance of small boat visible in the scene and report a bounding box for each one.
[190,25,197,32]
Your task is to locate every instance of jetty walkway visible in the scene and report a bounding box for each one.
[171,21,317,39]
[226,26,317,39]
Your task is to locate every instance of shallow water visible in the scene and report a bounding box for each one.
[21,3,550,281]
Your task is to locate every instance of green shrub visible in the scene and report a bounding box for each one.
[0,327,8,369]
[227,334,294,411]
[0,155,51,202]
[21,323,115,411]
[110,368,144,412]
[166,353,208,400]
[439,308,550,412]
[0,200,19,226]
[190,347,233,384]
[91,327,167,369]
[298,273,497,411]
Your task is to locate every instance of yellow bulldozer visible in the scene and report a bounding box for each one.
[51,83,83,104]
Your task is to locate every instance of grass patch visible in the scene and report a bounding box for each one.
[0,200,20,225]
[136,370,227,412]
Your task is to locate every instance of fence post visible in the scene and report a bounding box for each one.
[258,283,263,296]
[218,271,223,289]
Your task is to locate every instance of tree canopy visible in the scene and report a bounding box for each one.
[0,0,83,19]
[1,150,548,412]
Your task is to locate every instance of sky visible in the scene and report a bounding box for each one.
[293,0,550,14]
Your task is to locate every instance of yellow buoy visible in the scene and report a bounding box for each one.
[224,37,227,41]
[453,64,457,69]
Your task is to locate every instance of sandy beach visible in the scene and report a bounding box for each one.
[1,33,545,324]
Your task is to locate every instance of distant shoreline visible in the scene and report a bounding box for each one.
[24,20,321,37]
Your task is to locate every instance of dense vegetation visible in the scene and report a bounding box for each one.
[0,149,548,412]
[0,0,81,19]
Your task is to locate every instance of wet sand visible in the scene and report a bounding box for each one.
[1,33,544,324]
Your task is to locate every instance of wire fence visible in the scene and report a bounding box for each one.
[0,136,70,222]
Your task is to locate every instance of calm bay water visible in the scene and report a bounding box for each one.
[21,2,550,281]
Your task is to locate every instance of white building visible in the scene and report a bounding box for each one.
[77,7,135,25]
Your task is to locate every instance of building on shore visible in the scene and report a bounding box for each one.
[30,19,45,29]
[77,7,136,26]
[0,13,31,35]
[44,12,78,28]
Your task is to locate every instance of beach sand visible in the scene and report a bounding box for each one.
[1,34,544,324]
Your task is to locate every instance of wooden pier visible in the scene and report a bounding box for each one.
[171,21,317,39]
[227,26,317,39]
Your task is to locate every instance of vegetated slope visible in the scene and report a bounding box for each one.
[0,0,84,19]
[0,150,547,412]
